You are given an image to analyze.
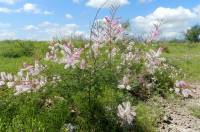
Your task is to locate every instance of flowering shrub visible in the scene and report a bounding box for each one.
[0,60,47,95]
[0,6,189,132]
[117,101,136,125]
[0,41,35,58]
[45,42,83,69]
[91,16,124,45]
[174,80,193,97]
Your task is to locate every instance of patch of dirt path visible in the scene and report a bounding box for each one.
[159,83,200,132]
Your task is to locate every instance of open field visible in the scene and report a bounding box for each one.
[0,40,48,73]
[1,0,200,131]
[0,40,199,131]
[161,42,200,82]
[1,41,199,81]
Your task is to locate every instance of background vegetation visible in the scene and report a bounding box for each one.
[0,40,199,131]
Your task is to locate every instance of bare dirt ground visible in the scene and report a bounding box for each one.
[159,83,200,132]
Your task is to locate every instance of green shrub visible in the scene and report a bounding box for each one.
[185,25,200,43]
[135,103,163,132]
[190,106,200,119]
[0,41,35,58]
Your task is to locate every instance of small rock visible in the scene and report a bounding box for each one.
[163,115,173,124]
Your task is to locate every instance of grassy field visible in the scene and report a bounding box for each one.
[0,40,199,131]
[0,40,48,73]
[161,42,200,82]
[0,41,199,82]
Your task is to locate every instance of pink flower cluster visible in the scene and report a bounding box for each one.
[45,42,84,69]
[103,16,124,41]
[0,72,17,88]
[174,81,193,98]
[147,23,161,43]
[118,75,131,90]
[117,101,136,125]
[91,16,124,45]
[0,60,47,95]
[145,47,165,74]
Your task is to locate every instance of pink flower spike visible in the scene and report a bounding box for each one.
[80,59,86,70]
[175,81,188,88]
[105,16,111,23]
[112,20,119,26]
[182,89,192,98]
[152,31,159,39]
[72,48,83,59]
[63,44,72,55]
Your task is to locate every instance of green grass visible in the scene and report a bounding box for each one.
[0,40,48,73]
[0,40,199,82]
[135,102,163,132]
[189,106,200,119]
[161,42,200,82]
[0,56,33,73]
[0,40,199,131]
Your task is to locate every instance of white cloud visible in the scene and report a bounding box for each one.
[138,0,153,4]
[86,0,129,8]
[65,13,73,19]
[43,11,54,15]
[24,25,39,31]
[0,20,84,40]
[0,31,16,40]
[0,30,16,40]
[0,7,12,13]
[72,0,80,4]
[0,0,19,5]
[0,3,54,15]
[193,5,200,19]
[21,22,84,40]
[38,22,79,35]
[0,23,16,40]
[20,3,53,15]
[22,3,39,13]
[132,6,197,39]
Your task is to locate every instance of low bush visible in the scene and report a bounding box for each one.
[135,103,163,132]
[0,7,186,132]
[190,106,200,119]
[0,41,35,58]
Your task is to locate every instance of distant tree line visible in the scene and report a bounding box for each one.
[185,25,200,43]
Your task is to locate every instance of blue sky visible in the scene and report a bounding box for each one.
[0,0,200,40]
